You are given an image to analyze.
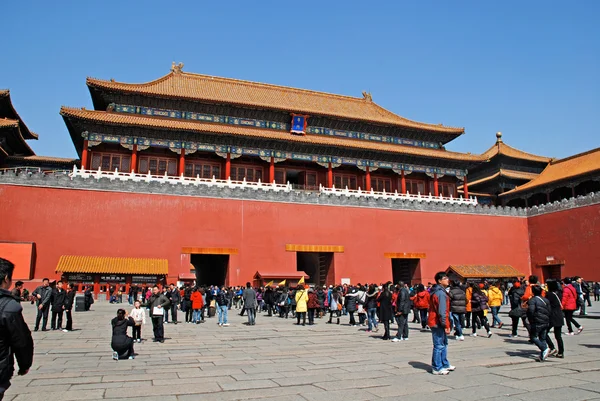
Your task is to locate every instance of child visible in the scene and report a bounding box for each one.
[130,300,146,342]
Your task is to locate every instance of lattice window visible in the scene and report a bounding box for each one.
[371,177,392,192]
[139,156,177,176]
[91,152,131,172]
[184,161,221,179]
[231,165,263,182]
[334,173,357,190]
[405,179,425,195]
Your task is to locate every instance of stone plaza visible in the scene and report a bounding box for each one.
[6,301,600,401]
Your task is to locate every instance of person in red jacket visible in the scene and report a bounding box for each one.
[561,278,583,335]
[411,284,430,330]
[428,272,454,375]
[190,287,204,324]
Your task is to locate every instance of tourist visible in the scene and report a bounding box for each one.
[182,286,192,323]
[448,280,466,341]
[594,282,600,302]
[190,287,204,324]
[508,281,528,338]
[392,280,411,342]
[544,279,564,358]
[63,283,76,332]
[464,281,472,329]
[356,285,367,326]
[307,288,319,325]
[470,284,492,338]
[561,277,583,335]
[409,284,420,324]
[130,300,146,342]
[10,281,23,302]
[51,281,67,330]
[344,287,359,326]
[365,284,379,333]
[0,258,34,401]
[243,282,257,325]
[277,288,290,319]
[429,271,454,375]
[111,308,136,360]
[295,284,308,326]
[264,286,275,316]
[148,285,170,342]
[378,283,394,340]
[526,285,551,361]
[84,286,94,311]
[327,287,342,325]
[32,278,52,331]
[216,286,230,326]
[289,287,297,318]
[316,286,326,318]
[168,283,180,324]
[581,278,591,308]
[412,284,430,330]
[487,282,504,328]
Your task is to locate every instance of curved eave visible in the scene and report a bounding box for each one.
[0,90,38,140]
[480,142,552,164]
[61,107,482,163]
[86,73,465,137]
[0,121,35,156]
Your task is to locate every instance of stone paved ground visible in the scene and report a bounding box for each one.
[6,301,600,401]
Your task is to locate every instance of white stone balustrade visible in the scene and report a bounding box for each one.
[319,184,478,206]
[70,166,292,192]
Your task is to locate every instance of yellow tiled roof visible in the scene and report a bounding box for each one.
[501,147,600,196]
[87,70,464,134]
[0,90,38,140]
[61,107,483,162]
[481,139,551,164]
[0,118,19,128]
[458,169,539,189]
[55,255,168,275]
[447,265,525,278]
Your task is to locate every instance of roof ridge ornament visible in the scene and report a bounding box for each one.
[362,91,372,102]
[496,131,503,143]
[171,62,184,74]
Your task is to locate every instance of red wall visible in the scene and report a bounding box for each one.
[528,203,600,281]
[0,185,531,286]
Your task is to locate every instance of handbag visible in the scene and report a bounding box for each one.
[337,302,342,311]
[508,307,524,318]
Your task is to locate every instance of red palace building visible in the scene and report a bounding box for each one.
[1,64,599,297]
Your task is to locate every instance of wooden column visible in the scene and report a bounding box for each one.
[327,162,333,188]
[225,152,231,179]
[546,193,551,203]
[463,175,469,199]
[81,140,89,170]
[269,156,275,183]
[178,150,185,176]
[131,144,138,173]
[571,187,575,198]
[433,173,439,197]
[401,170,406,194]
[365,166,371,191]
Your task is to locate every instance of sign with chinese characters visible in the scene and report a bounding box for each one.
[64,273,94,284]
[100,275,126,283]
[291,114,308,134]
[131,275,161,284]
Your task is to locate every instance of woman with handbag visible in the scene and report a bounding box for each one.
[326,287,342,324]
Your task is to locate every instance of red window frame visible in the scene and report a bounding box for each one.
[184,161,221,179]
[405,179,426,195]
[139,156,177,176]
[90,152,131,172]
[334,173,358,190]
[231,165,263,182]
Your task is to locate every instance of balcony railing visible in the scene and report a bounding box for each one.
[68,166,477,205]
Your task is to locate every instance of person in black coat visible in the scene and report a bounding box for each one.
[449,281,466,339]
[345,288,359,326]
[51,281,67,330]
[508,282,530,337]
[394,282,411,341]
[168,284,181,324]
[64,283,77,332]
[544,280,565,358]
[378,283,394,340]
[526,285,551,361]
[111,309,135,360]
[84,286,94,311]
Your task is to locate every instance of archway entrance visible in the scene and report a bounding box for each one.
[191,254,229,287]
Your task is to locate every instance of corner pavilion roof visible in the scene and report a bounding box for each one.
[481,133,552,164]
[458,168,539,189]
[500,147,600,197]
[86,68,465,137]
[0,90,38,140]
[60,106,484,163]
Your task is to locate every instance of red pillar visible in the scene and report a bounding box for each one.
[433,173,439,197]
[178,150,185,176]
[463,175,469,199]
[365,166,371,191]
[327,162,333,188]
[225,152,231,179]
[81,140,89,170]
[401,170,406,194]
[131,144,138,173]
[269,156,275,183]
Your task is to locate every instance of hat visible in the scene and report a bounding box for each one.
[478,283,485,289]
[323,285,327,289]
[514,282,521,288]
[329,285,333,288]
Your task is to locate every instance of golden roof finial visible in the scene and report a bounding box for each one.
[362,91,372,102]
[496,131,503,143]
[171,61,184,73]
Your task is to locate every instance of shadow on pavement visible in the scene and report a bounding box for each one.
[408,361,431,371]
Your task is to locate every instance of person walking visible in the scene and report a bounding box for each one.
[130,300,146,342]
[51,281,67,330]
[295,284,309,326]
[593,282,600,302]
[365,284,379,333]
[488,282,504,328]
[190,287,204,324]
[561,277,583,335]
[148,286,170,342]
[327,287,342,325]
[168,284,180,324]
[470,284,492,338]
[111,309,136,360]
[526,285,551,361]
[32,278,52,332]
[429,272,454,375]
[392,281,410,342]
[0,258,34,401]
[10,281,23,302]
[508,281,529,338]
[344,287,359,326]
[307,288,319,325]
[63,283,76,332]
[243,282,257,325]
[448,280,466,341]
[84,286,94,311]
[412,284,430,330]
[215,286,230,326]
[545,279,564,358]
[378,283,394,340]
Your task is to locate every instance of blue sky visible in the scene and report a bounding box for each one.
[2,1,598,159]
